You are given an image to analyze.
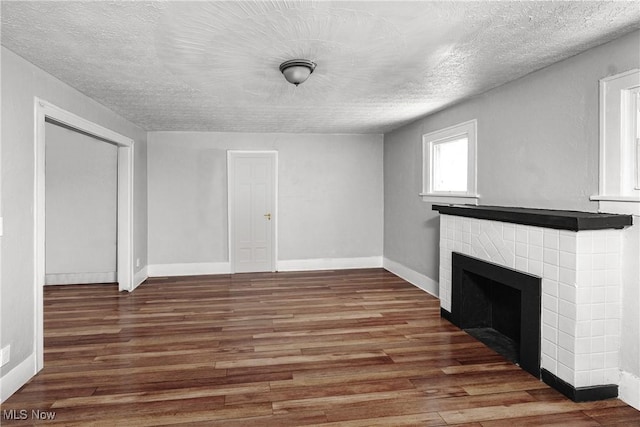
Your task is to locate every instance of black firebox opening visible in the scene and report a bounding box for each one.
[448,252,541,378]
[463,271,521,364]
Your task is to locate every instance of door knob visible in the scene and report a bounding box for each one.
[264,213,271,220]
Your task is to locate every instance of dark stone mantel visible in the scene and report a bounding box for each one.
[432,204,632,231]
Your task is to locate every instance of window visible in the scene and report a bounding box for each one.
[421,119,478,204]
[432,136,468,192]
[591,69,640,215]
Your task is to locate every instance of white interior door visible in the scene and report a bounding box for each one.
[228,151,277,273]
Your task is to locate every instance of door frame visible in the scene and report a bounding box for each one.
[227,150,278,273]
[34,98,135,371]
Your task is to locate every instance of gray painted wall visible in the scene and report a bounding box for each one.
[45,122,118,279]
[0,47,148,376]
[148,132,384,265]
[383,30,640,376]
[384,30,639,281]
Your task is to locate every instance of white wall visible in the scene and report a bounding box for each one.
[148,132,384,271]
[383,30,640,406]
[0,47,147,387]
[44,122,118,284]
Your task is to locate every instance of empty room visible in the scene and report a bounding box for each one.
[1,1,640,425]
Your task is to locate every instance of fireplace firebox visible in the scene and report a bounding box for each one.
[447,252,541,378]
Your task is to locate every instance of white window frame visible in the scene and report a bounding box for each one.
[634,88,640,190]
[420,119,479,205]
[591,69,640,215]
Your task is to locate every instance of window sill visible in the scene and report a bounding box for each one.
[420,193,479,205]
[590,195,640,216]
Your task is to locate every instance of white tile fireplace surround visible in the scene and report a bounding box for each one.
[433,205,633,402]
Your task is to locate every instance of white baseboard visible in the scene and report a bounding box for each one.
[147,262,231,277]
[620,370,640,411]
[133,266,148,290]
[45,271,116,285]
[148,257,383,277]
[383,257,439,297]
[0,353,36,403]
[277,256,383,272]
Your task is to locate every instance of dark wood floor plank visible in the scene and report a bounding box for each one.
[480,411,602,426]
[1,268,637,425]
[582,405,640,425]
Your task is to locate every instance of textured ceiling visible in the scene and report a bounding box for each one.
[2,1,639,134]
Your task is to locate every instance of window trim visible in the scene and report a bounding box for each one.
[591,69,640,215]
[633,88,640,190]
[420,119,479,205]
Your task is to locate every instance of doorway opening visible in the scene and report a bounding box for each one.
[44,121,118,285]
[34,98,134,372]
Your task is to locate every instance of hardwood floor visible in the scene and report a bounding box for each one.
[2,269,639,426]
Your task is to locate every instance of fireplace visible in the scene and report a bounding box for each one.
[448,252,541,378]
[433,204,632,402]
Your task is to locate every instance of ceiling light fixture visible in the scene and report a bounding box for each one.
[279,59,316,86]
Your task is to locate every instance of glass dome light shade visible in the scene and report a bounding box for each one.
[279,59,316,86]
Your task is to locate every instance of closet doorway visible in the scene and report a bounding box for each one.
[44,121,118,286]
[34,98,134,372]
